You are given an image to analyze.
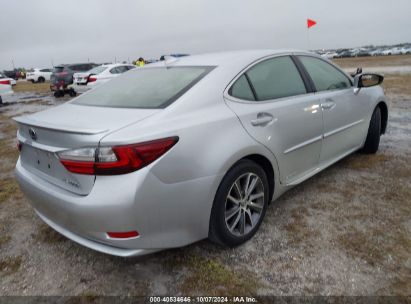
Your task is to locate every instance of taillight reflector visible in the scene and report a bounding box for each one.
[107,231,139,239]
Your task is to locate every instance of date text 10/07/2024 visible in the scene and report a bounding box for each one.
[149,296,258,303]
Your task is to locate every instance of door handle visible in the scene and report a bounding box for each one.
[251,113,275,127]
[321,100,336,110]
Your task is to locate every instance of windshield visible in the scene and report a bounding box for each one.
[73,66,213,109]
[53,67,65,73]
[87,66,107,75]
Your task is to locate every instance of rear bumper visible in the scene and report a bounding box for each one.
[69,83,91,94]
[36,210,158,257]
[15,158,220,256]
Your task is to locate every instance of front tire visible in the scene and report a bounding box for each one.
[362,107,381,154]
[209,159,269,247]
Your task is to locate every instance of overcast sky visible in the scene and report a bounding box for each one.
[1,0,410,69]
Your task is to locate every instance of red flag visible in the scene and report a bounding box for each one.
[307,18,317,29]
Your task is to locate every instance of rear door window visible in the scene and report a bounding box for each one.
[246,56,307,101]
[298,56,352,91]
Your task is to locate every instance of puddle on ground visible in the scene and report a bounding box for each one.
[0,92,70,117]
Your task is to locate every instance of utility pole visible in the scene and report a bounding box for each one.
[11,59,15,70]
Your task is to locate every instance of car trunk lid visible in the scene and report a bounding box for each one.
[14,103,159,195]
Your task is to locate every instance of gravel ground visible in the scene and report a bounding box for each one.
[0,58,410,297]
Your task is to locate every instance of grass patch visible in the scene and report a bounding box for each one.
[0,179,20,203]
[383,74,411,96]
[0,256,22,276]
[172,255,258,296]
[284,206,320,244]
[337,229,385,266]
[333,54,411,68]
[13,81,51,94]
[34,224,67,244]
[0,235,11,248]
[344,153,390,170]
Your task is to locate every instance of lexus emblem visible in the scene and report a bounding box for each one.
[29,128,37,141]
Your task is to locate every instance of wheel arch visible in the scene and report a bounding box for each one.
[377,101,388,134]
[233,154,276,203]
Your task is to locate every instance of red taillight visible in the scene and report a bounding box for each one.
[107,231,139,239]
[59,160,95,175]
[59,137,178,175]
[88,75,97,83]
[0,80,10,85]
[57,72,68,77]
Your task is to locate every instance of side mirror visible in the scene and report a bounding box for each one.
[355,73,384,89]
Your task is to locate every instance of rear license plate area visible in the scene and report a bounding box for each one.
[22,145,59,176]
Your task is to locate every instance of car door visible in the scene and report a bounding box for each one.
[224,55,324,185]
[297,56,370,164]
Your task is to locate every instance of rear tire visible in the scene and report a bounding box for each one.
[68,89,77,97]
[54,91,63,98]
[38,77,45,83]
[362,107,381,154]
[209,159,269,247]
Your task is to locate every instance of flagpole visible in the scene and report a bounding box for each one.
[306,18,317,51]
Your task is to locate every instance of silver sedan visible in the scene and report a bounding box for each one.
[14,50,388,256]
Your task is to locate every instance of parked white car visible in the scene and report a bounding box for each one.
[321,52,338,59]
[400,47,411,55]
[382,48,403,56]
[0,72,17,86]
[26,68,52,83]
[0,82,13,104]
[71,63,135,94]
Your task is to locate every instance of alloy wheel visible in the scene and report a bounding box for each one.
[224,172,265,237]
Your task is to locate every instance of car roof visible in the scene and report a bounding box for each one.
[150,49,312,68]
[100,63,133,68]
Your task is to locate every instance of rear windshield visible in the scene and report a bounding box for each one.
[73,66,213,109]
[53,67,65,73]
[88,66,107,75]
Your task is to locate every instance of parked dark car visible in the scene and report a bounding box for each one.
[3,70,18,80]
[50,63,98,97]
[336,50,353,58]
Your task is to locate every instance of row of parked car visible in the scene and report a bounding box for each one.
[1,54,191,101]
[50,62,137,97]
[319,45,411,59]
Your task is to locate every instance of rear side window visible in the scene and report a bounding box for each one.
[73,66,213,109]
[299,56,352,91]
[229,75,255,101]
[116,66,129,73]
[88,66,107,75]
